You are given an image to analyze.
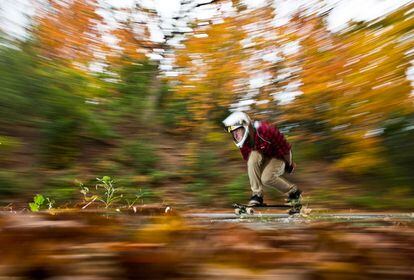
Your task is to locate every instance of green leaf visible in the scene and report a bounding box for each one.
[102,176,111,183]
[29,202,39,212]
[34,194,45,205]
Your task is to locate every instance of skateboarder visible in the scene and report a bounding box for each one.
[223,111,302,206]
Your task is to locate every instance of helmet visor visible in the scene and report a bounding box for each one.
[224,124,242,133]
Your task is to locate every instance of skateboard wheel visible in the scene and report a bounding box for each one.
[288,208,300,215]
[235,208,242,215]
[246,207,254,215]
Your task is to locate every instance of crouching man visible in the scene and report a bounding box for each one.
[223,111,302,206]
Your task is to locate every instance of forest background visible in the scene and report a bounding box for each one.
[1,0,413,211]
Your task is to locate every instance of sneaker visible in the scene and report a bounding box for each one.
[248,194,264,206]
[287,189,302,205]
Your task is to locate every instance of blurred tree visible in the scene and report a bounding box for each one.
[106,2,158,67]
[36,62,112,168]
[108,58,158,126]
[171,17,247,132]
[169,0,289,131]
[283,4,414,177]
[283,14,347,158]
[0,38,39,127]
[0,33,113,169]
[330,5,412,174]
[33,0,105,65]
[382,114,414,185]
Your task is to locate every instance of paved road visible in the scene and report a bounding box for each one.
[184,212,414,229]
[186,212,414,219]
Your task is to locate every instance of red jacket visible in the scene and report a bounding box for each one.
[240,121,291,161]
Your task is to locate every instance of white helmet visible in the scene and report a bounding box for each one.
[223,111,252,148]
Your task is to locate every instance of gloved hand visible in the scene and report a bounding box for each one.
[285,162,296,174]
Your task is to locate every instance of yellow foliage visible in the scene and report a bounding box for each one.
[135,216,190,244]
[204,131,226,144]
[334,151,385,175]
[34,0,105,64]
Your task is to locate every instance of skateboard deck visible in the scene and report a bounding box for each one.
[233,203,302,215]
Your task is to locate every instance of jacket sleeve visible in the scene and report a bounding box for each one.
[273,125,291,156]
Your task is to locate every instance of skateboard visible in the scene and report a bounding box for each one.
[233,203,302,215]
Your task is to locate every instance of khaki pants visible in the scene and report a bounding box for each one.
[247,151,295,196]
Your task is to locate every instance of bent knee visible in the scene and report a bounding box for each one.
[261,174,275,187]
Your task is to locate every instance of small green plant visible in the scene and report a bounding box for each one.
[29,194,55,211]
[125,195,139,209]
[78,176,154,210]
[95,176,123,208]
[46,197,55,209]
[29,194,45,212]
[124,188,150,209]
[79,181,98,209]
